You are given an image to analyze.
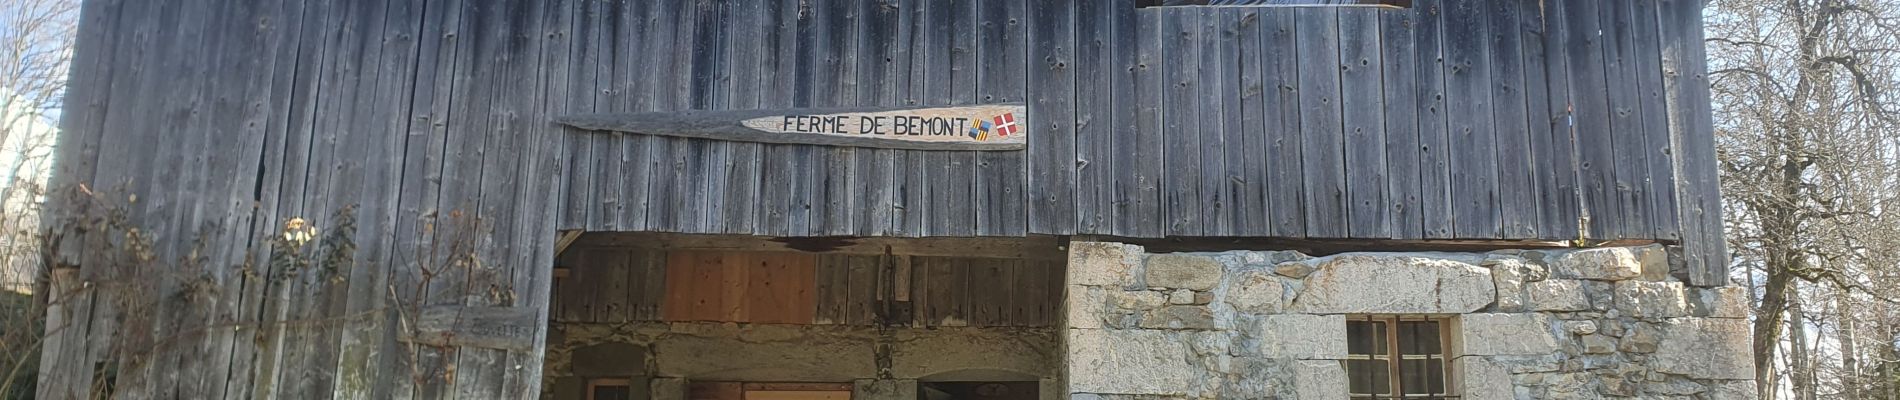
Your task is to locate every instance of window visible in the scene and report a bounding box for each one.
[587,378,634,400]
[1346,316,1454,399]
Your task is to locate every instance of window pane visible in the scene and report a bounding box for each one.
[1347,321,1387,355]
[1398,359,1446,395]
[1347,359,1390,395]
[1397,320,1441,355]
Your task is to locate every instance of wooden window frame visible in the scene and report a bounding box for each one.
[1346,315,1457,399]
[586,378,634,400]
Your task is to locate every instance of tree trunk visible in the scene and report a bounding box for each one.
[1759,268,1795,400]
[1789,284,1814,400]
[1841,291,1861,399]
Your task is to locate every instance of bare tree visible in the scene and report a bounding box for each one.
[0,0,76,397]
[1706,0,1900,398]
[0,0,76,288]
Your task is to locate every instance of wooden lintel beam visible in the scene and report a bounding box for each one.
[569,232,1067,261]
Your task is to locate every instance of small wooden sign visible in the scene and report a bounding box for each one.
[556,103,1027,151]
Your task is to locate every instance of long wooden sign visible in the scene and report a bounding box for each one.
[556,103,1027,151]
[398,305,539,351]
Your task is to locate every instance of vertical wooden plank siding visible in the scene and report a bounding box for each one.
[1562,0,1619,240]
[1028,1,1079,235]
[1337,8,1387,238]
[1659,0,1729,285]
[409,0,1728,247]
[1630,0,1682,241]
[37,2,1741,397]
[1378,8,1424,239]
[936,0,980,238]
[1075,0,1114,234]
[1130,9,1168,237]
[1231,9,1270,236]
[1260,8,1307,238]
[1441,0,1500,239]
[1487,0,1537,239]
[1195,9,1236,236]
[1410,0,1455,239]
[1600,0,1654,238]
[977,0,1032,237]
[1522,0,1581,241]
[1295,8,1346,238]
[820,0,862,236]
[36,3,124,397]
[1160,9,1203,236]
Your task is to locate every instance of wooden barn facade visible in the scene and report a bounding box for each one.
[35,0,1733,399]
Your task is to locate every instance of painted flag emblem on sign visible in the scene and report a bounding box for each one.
[992,113,1020,137]
[967,119,994,141]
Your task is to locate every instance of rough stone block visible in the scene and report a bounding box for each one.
[1526,279,1592,312]
[1580,334,1616,354]
[1068,329,1200,395]
[1274,261,1316,278]
[1106,290,1166,311]
[1689,286,1750,319]
[1488,257,1529,312]
[1546,247,1643,281]
[1070,242,1136,287]
[1257,314,1346,359]
[1461,313,1561,356]
[1293,360,1347,400]
[1644,377,1707,396]
[1583,281,1615,311]
[853,379,918,400]
[1139,306,1216,330]
[650,377,688,400]
[1618,322,1662,353]
[1562,320,1598,335]
[1652,318,1755,380]
[1067,286,1106,329]
[1457,357,1515,400]
[1614,280,1688,319]
[1289,254,1494,314]
[1635,244,1671,281]
[1168,289,1196,305]
[1708,380,1760,400]
[1144,254,1224,290]
[1042,378,1064,400]
[1222,357,1301,399]
[570,342,650,376]
[1224,269,1286,314]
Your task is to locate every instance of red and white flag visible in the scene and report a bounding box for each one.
[992,113,1020,137]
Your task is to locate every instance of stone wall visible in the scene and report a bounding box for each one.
[542,322,1062,400]
[1063,242,1756,400]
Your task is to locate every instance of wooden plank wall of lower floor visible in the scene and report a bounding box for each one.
[554,241,1065,328]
